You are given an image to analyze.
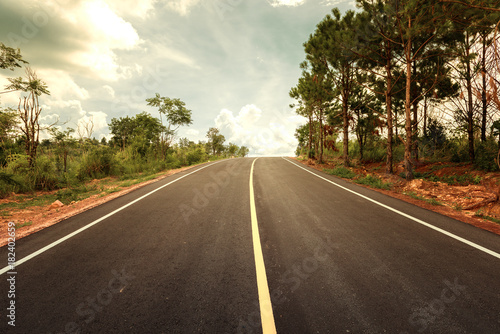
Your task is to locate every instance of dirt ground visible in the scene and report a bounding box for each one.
[296,158,500,237]
[0,165,195,247]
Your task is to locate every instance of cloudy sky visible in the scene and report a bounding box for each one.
[0,0,355,156]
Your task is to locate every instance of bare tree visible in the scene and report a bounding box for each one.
[77,115,94,141]
[6,67,50,167]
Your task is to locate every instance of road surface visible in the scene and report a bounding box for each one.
[1,157,499,333]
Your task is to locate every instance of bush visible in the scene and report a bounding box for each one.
[33,155,59,190]
[186,148,206,165]
[355,174,392,190]
[324,166,357,179]
[77,147,120,180]
[474,140,499,171]
[0,171,20,198]
[450,138,470,163]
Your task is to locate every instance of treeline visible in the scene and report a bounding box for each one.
[0,45,248,197]
[290,0,500,178]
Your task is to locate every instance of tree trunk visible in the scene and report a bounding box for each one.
[385,47,394,174]
[465,32,475,162]
[481,34,487,142]
[308,113,313,159]
[423,96,428,138]
[319,107,324,163]
[404,28,414,180]
[411,60,419,162]
[342,68,350,167]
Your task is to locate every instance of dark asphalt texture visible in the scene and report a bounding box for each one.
[1,157,499,334]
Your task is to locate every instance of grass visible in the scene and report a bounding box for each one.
[0,170,165,212]
[403,191,443,206]
[412,172,482,186]
[324,166,357,179]
[475,209,500,224]
[482,215,500,224]
[355,175,392,190]
[15,221,33,229]
[0,194,57,211]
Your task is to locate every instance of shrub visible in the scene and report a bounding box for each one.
[186,148,205,165]
[474,140,499,172]
[77,147,119,180]
[33,155,59,190]
[324,166,357,179]
[355,174,391,190]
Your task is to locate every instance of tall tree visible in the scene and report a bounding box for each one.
[290,64,333,163]
[146,94,193,156]
[206,127,225,156]
[109,112,166,156]
[49,127,76,173]
[356,0,403,173]
[5,66,50,167]
[305,9,359,166]
[389,0,451,179]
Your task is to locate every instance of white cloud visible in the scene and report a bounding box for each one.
[215,104,302,156]
[147,43,201,69]
[102,85,116,99]
[39,69,89,101]
[84,1,139,49]
[186,129,200,136]
[164,0,201,16]
[107,0,157,18]
[31,0,143,81]
[267,0,306,7]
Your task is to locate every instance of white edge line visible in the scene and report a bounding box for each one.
[283,157,500,261]
[0,160,224,276]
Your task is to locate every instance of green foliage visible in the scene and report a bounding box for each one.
[206,127,225,156]
[474,140,499,171]
[15,221,33,229]
[77,147,120,180]
[404,191,442,206]
[109,112,165,154]
[450,138,470,163]
[33,155,59,190]
[422,118,448,153]
[0,42,28,70]
[324,166,357,179]
[1,154,59,193]
[186,147,206,165]
[355,175,391,190]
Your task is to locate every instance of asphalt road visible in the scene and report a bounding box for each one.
[1,157,499,334]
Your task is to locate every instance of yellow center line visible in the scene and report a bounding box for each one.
[249,158,277,334]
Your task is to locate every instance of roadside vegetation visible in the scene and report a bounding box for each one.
[290,1,500,227]
[290,0,500,177]
[0,44,248,200]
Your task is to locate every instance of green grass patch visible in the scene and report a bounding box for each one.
[15,221,33,229]
[355,175,392,190]
[324,166,357,179]
[474,210,500,224]
[482,215,500,224]
[0,194,57,211]
[412,172,482,186]
[403,191,442,206]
